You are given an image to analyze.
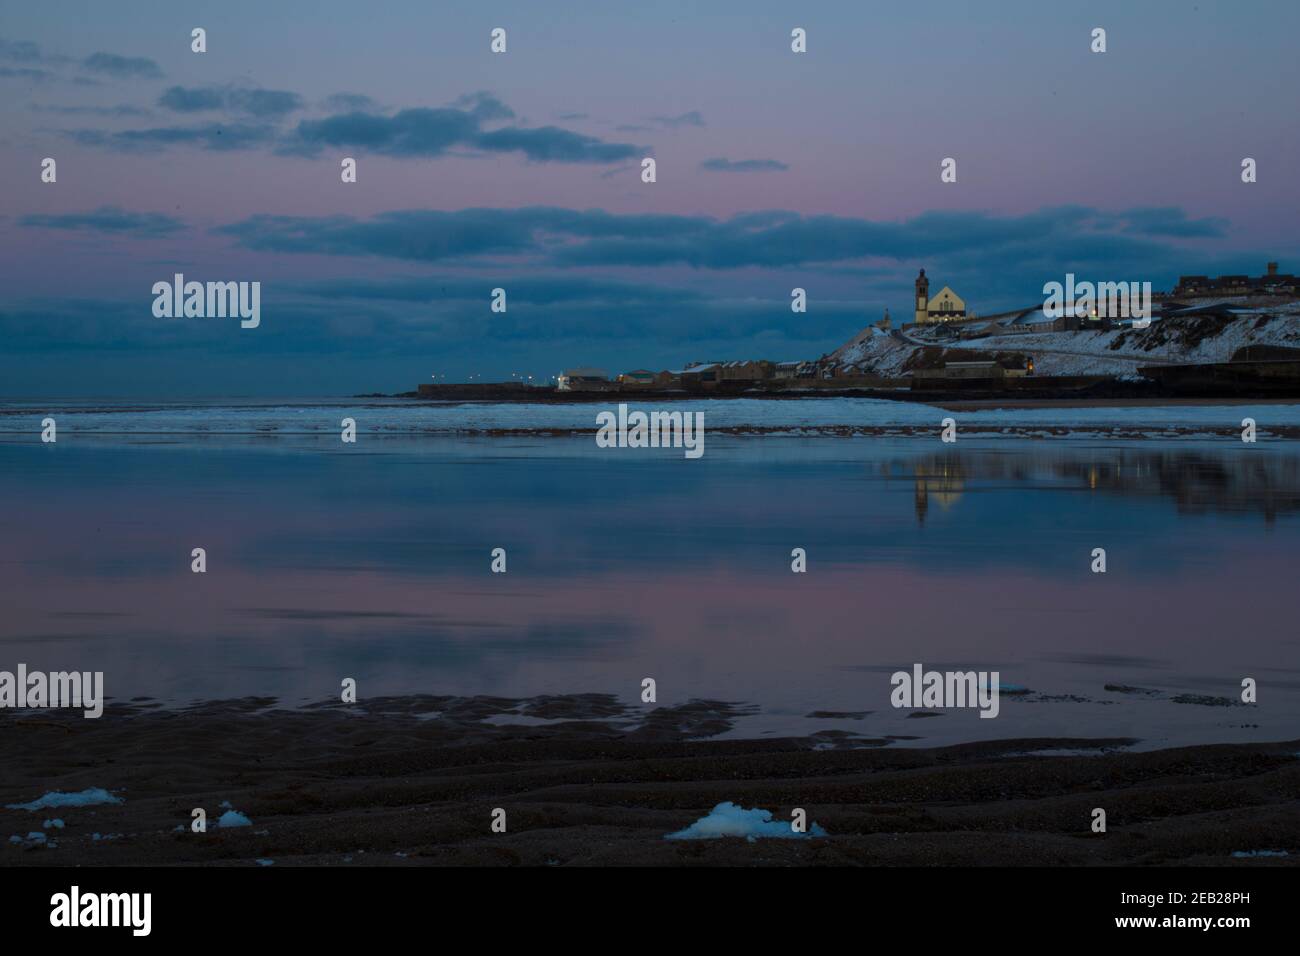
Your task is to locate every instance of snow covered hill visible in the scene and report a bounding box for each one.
[828,299,1300,378]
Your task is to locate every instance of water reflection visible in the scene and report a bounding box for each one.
[903,448,1300,524]
[1,437,1296,746]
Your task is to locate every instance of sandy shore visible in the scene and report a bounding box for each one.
[2,695,1296,867]
[936,396,1300,411]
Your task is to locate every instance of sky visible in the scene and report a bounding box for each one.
[1,0,1298,397]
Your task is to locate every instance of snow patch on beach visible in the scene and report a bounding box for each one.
[6,788,121,811]
[666,802,828,841]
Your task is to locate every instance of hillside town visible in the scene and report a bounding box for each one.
[419,263,1300,399]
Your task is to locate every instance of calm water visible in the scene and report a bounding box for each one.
[2,407,1298,748]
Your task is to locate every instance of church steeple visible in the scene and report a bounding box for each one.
[914,268,930,325]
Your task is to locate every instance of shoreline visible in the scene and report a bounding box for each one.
[3,695,1296,867]
[391,385,1300,404]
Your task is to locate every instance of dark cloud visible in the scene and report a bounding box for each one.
[452,91,515,122]
[66,122,278,152]
[159,85,303,118]
[0,277,841,360]
[550,206,1228,270]
[323,92,376,112]
[1115,207,1229,238]
[4,217,1293,396]
[81,52,163,79]
[474,125,640,163]
[288,107,480,157]
[214,204,1238,285]
[216,207,708,262]
[701,157,789,172]
[651,111,705,128]
[0,37,70,65]
[0,38,44,62]
[286,103,640,163]
[30,102,151,117]
[290,274,705,308]
[19,205,185,238]
[54,88,640,165]
[157,86,224,112]
[0,297,217,352]
[0,66,51,82]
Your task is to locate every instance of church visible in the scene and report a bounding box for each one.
[913,268,967,325]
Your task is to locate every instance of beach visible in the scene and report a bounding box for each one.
[3,406,1299,869]
[3,696,1296,866]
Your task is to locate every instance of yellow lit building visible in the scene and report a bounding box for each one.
[913,268,968,325]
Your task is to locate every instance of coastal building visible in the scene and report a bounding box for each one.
[773,361,815,379]
[717,360,775,382]
[1173,262,1296,298]
[679,362,721,386]
[557,367,612,391]
[914,269,969,325]
[911,355,1033,385]
[617,369,657,387]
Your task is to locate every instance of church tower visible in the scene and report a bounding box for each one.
[914,268,929,325]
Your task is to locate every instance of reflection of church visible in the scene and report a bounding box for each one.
[914,462,965,524]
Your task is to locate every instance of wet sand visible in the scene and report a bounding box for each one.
[936,396,1300,411]
[3,695,1296,867]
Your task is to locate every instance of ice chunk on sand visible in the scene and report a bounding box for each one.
[218,810,252,828]
[42,819,64,829]
[6,788,121,811]
[1232,849,1289,858]
[665,802,828,841]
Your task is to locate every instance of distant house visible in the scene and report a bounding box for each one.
[773,360,814,379]
[717,360,774,382]
[618,369,657,387]
[912,355,1033,382]
[1174,262,1296,298]
[680,362,721,386]
[557,367,612,391]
